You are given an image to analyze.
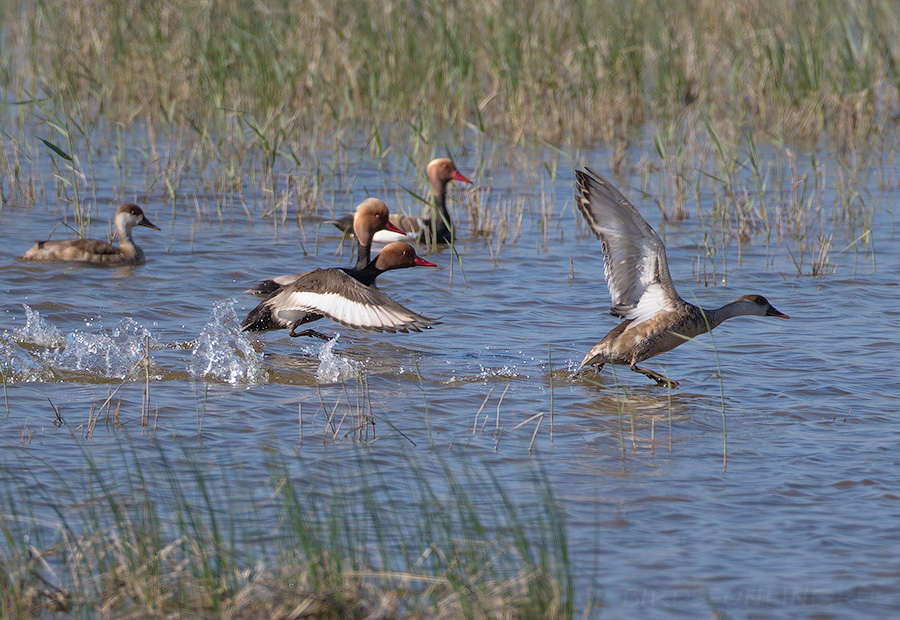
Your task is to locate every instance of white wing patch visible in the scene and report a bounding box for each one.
[575,169,684,323]
[274,308,315,325]
[623,282,673,328]
[271,291,431,333]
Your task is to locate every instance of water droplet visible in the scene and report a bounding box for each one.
[189,300,268,384]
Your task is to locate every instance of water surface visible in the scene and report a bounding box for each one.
[1,136,898,618]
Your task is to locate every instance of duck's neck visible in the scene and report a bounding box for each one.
[115,220,139,258]
[425,178,452,243]
[343,259,384,287]
[353,241,371,271]
[704,299,762,330]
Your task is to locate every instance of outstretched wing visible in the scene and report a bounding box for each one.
[244,270,310,296]
[269,269,438,333]
[574,168,682,325]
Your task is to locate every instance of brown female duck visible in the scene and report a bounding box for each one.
[574,168,788,387]
[20,204,159,265]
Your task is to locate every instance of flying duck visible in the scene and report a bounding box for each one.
[574,168,788,387]
[241,242,439,339]
[246,197,405,295]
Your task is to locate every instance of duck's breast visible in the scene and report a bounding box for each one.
[625,305,709,362]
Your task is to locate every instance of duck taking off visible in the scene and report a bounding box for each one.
[20,204,160,265]
[241,242,439,339]
[247,198,405,295]
[574,168,788,387]
[328,158,473,245]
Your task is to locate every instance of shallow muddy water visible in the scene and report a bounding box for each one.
[1,135,899,618]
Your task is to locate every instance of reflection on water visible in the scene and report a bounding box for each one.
[0,139,898,619]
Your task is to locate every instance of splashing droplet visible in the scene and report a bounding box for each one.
[307,335,358,383]
[50,317,155,379]
[13,305,62,347]
[0,333,52,382]
[190,300,268,384]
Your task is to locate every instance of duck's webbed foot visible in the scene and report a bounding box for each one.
[289,328,333,340]
[630,364,679,388]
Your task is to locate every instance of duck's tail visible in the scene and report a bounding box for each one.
[241,302,275,332]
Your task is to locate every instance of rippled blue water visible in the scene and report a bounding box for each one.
[1,134,898,618]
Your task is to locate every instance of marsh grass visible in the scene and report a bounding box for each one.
[0,0,895,246]
[574,368,678,460]
[0,441,576,619]
[309,372,383,445]
[638,117,881,284]
[3,0,898,146]
[0,50,886,285]
[1,0,898,234]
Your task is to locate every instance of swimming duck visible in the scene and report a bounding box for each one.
[241,242,438,339]
[246,198,405,295]
[20,204,159,265]
[328,158,473,245]
[574,168,789,387]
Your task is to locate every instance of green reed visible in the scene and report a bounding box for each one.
[0,440,577,618]
[1,0,898,145]
[0,0,890,282]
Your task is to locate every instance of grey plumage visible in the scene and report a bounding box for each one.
[574,168,788,387]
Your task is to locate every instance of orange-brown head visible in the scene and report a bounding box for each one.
[374,242,438,271]
[426,158,473,195]
[353,198,404,245]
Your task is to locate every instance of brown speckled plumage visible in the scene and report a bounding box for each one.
[574,169,788,387]
[20,204,159,265]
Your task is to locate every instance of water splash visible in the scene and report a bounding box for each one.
[190,300,268,384]
[50,317,156,379]
[477,364,521,379]
[0,333,52,382]
[304,335,359,383]
[1,309,158,381]
[442,362,522,384]
[13,304,63,347]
